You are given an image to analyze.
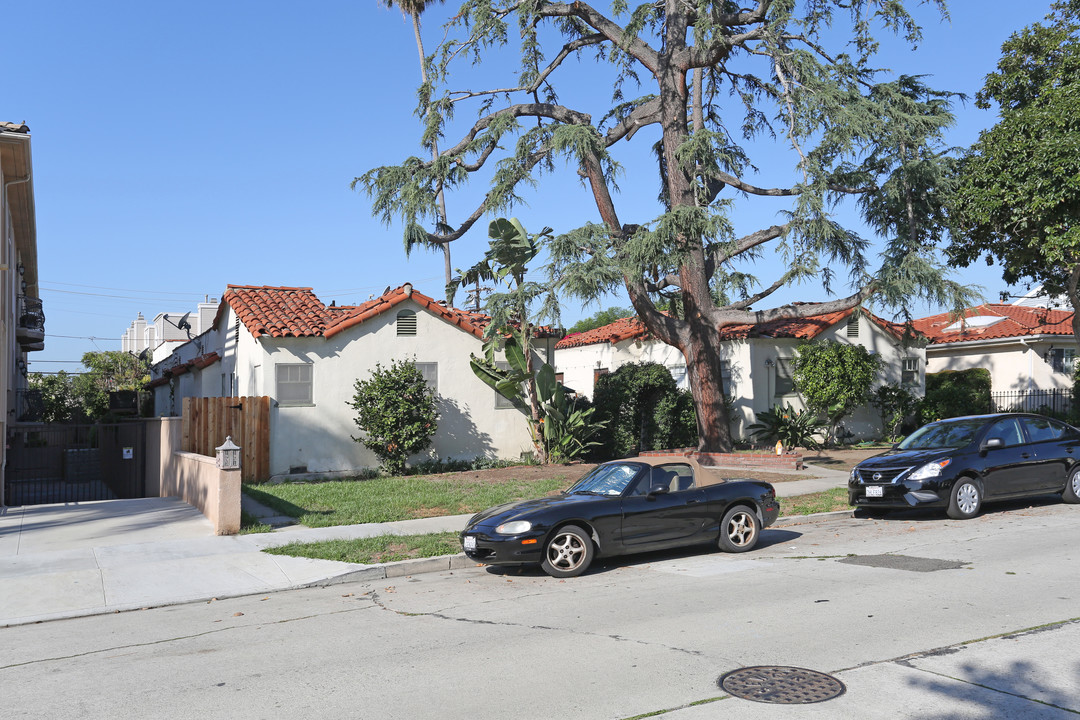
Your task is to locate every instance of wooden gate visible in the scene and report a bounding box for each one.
[182,396,271,483]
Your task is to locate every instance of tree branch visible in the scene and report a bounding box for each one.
[538,2,660,73]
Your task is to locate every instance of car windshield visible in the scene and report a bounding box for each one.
[567,463,644,496]
[898,419,986,450]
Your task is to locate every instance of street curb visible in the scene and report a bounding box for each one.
[309,511,855,585]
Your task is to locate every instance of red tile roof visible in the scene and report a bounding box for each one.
[556,307,906,349]
[221,286,330,338]
[216,283,550,342]
[912,304,1074,345]
[324,284,492,339]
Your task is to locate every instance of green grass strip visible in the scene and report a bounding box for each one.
[263,531,462,565]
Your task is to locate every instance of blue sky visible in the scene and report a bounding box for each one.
[3,1,1055,371]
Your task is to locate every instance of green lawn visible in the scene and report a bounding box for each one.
[242,469,577,527]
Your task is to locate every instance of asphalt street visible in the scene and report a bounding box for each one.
[2,499,1078,719]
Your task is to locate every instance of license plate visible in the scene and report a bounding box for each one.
[866,486,884,498]
[463,535,477,551]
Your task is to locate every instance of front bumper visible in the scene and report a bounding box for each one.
[460,528,546,566]
[848,479,948,510]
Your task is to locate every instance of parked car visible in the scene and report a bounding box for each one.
[849,413,1080,519]
[460,456,780,578]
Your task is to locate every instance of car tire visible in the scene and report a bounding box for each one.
[1064,468,1080,504]
[718,506,760,553]
[947,478,983,519]
[853,507,888,519]
[540,525,594,578]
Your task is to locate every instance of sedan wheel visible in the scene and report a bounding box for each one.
[719,506,760,553]
[1064,468,1080,504]
[947,479,983,519]
[540,525,594,578]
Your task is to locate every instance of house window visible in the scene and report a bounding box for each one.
[1048,348,1076,374]
[846,314,859,338]
[221,372,235,398]
[396,310,417,336]
[901,357,920,385]
[495,361,518,409]
[276,363,313,405]
[720,360,732,396]
[415,362,438,391]
[594,367,610,385]
[775,358,795,396]
[668,364,687,389]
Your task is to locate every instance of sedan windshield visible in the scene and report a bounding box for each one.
[898,419,986,450]
[567,463,644,496]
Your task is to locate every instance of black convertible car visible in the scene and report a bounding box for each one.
[461,456,780,577]
[850,413,1080,519]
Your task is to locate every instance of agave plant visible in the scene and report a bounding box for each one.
[746,403,826,451]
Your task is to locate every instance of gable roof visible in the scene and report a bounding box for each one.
[556,307,907,349]
[912,304,1074,345]
[220,286,330,338]
[323,283,492,339]
[216,283,551,342]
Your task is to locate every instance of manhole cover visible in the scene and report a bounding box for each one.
[719,666,846,704]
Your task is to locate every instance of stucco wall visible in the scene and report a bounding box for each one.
[257,301,535,474]
[149,417,240,534]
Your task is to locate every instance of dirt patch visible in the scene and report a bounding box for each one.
[801,447,890,471]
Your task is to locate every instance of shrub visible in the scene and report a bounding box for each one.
[746,403,826,451]
[793,340,883,445]
[920,368,991,423]
[871,384,919,442]
[349,359,438,475]
[590,362,697,459]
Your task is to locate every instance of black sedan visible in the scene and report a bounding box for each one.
[460,456,780,578]
[849,413,1080,519]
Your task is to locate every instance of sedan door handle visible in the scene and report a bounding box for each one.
[687,499,701,505]
[1020,453,1030,459]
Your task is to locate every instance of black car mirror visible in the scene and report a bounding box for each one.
[981,437,1005,452]
[648,484,670,497]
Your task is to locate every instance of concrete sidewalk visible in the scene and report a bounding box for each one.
[0,465,849,628]
[0,498,475,627]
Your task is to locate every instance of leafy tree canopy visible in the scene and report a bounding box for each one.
[793,339,883,443]
[566,307,633,335]
[349,358,439,475]
[947,1,1080,331]
[361,0,974,452]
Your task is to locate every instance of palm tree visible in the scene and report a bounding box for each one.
[382,0,453,300]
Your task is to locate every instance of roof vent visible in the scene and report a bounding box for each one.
[397,310,417,336]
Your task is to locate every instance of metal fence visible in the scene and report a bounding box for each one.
[990,389,1074,417]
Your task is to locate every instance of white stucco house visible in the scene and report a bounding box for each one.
[556,307,925,441]
[147,283,554,476]
[912,302,1077,402]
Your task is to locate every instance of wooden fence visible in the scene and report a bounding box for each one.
[182,396,271,483]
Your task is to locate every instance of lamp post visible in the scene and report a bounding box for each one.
[216,436,241,471]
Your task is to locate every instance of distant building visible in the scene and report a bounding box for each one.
[121,297,219,364]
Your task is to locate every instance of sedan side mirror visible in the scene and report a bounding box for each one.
[981,437,1005,452]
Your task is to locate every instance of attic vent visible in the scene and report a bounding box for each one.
[846,314,859,338]
[397,310,417,336]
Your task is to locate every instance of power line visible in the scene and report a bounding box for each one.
[43,281,207,297]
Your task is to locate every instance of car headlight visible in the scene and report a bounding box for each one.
[909,459,952,481]
[495,520,532,535]
[849,468,858,483]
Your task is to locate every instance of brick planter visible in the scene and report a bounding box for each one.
[641,448,804,471]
